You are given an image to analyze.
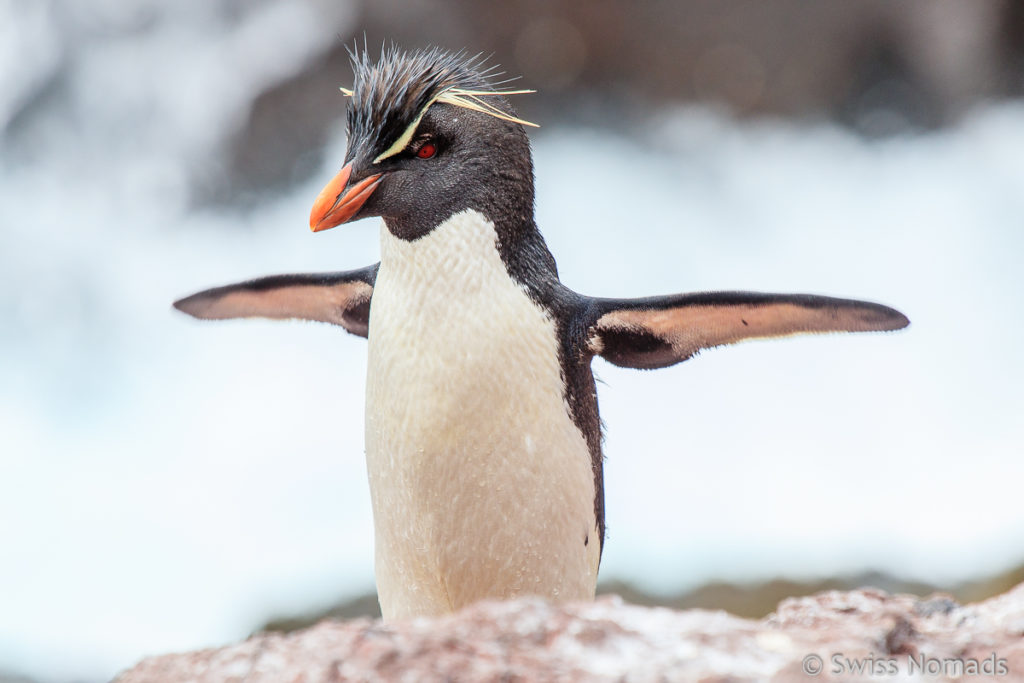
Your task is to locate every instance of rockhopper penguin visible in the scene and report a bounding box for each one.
[174,47,909,620]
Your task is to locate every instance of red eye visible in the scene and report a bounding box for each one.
[417,142,436,159]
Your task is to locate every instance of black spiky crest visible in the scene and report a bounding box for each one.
[343,45,535,165]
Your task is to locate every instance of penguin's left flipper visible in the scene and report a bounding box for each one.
[586,292,909,370]
[173,264,379,338]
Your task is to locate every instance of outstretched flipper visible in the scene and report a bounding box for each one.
[586,292,909,370]
[173,264,379,338]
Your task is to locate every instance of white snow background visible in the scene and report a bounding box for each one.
[1,1,1022,681]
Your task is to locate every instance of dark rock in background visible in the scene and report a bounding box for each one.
[0,673,39,683]
[218,0,1023,202]
[256,561,1024,634]
[4,0,1021,206]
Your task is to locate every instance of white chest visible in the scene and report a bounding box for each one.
[364,210,600,620]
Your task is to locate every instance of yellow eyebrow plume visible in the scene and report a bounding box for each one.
[339,85,538,163]
[339,86,537,128]
[435,88,538,128]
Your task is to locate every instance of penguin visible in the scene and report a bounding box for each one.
[174,46,909,621]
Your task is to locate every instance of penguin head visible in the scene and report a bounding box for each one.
[310,47,538,241]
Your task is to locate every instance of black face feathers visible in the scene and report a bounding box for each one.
[343,46,532,166]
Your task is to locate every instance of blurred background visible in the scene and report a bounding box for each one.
[2,0,1023,680]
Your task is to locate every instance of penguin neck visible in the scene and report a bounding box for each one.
[382,202,560,293]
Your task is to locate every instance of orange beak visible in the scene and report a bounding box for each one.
[309,163,383,232]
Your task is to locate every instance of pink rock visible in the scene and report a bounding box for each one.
[116,585,1024,682]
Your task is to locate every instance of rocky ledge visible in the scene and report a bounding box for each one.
[117,584,1024,682]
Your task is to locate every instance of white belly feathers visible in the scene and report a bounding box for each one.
[365,209,600,620]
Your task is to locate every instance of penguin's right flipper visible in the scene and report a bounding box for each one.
[586,291,908,370]
[173,264,379,338]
